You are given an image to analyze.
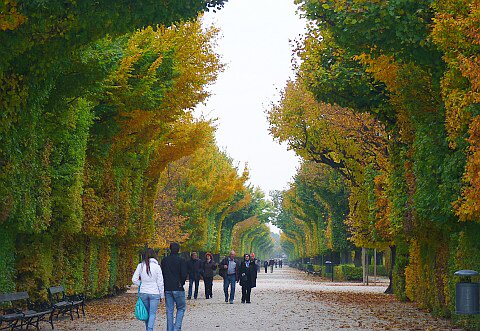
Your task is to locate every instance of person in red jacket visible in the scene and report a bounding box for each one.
[201,252,217,299]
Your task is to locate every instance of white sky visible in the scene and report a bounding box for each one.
[197,0,307,199]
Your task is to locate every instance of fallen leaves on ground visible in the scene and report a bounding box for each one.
[308,291,462,331]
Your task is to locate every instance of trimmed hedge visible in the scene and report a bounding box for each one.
[334,265,363,281]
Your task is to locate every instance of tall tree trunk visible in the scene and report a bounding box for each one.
[353,248,362,267]
[384,245,396,294]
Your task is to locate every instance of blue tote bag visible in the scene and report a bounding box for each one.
[135,282,149,321]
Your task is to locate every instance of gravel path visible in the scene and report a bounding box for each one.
[52,266,461,330]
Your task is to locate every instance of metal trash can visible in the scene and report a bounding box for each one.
[454,270,479,315]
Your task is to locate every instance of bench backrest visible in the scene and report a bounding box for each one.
[0,292,30,311]
[0,292,29,304]
[48,286,65,302]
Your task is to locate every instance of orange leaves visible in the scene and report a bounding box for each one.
[231,216,260,251]
[432,0,480,142]
[154,141,251,252]
[434,0,480,220]
[355,54,400,92]
[268,79,388,184]
[373,173,392,242]
[145,116,214,181]
[455,116,480,222]
[151,190,189,249]
[0,1,26,31]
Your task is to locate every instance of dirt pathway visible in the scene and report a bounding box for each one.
[52,266,460,330]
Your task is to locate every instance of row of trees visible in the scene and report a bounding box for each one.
[0,1,274,299]
[268,0,479,327]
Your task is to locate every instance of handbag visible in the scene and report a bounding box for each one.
[240,272,248,283]
[135,282,149,321]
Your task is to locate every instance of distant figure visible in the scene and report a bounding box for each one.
[202,252,217,299]
[219,250,239,304]
[161,242,188,331]
[132,248,164,331]
[187,252,202,299]
[269,259,274,273]
[279,259,283,268]
[239,254,257,303]
[275,259,278,268]
[263,260,268,273]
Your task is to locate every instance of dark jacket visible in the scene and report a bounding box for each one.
[202,260,217,278]
[219,257,239,281]
[187,258,203,280]
[239,260,257,288]
[161,253,188,291]
[263,260,268,268]
[252,258,260,272]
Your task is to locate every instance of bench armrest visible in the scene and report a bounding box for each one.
[65,293,85,302]
[29,301,52,311]
[4,307,23,315]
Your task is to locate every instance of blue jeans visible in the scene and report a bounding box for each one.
[139,293,161,331]
[187,277,199,299]
[223,274,236,302]
[165,291,186,331]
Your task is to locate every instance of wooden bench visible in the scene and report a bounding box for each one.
[48,286,85,321]
[0,292,53,330]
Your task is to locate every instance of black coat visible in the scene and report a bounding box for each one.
[202,260,217,278]
[239,260,257,288]
[187,258,203,280]
[161,253,188,291]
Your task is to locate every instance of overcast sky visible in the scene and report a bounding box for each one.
[197,0,307,198]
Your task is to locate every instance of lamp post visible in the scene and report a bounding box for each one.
[325,261,334,282]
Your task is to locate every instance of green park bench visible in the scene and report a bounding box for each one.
[0,292,54,330]
[48,286,85,321]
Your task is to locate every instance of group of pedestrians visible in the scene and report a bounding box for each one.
[219,250,258,304]
[132,243,187,331]
[263,258,283,273]
[132,244,259,331]
[186,251,216,300]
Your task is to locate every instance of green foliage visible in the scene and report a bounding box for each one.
[368,265,388,277]
[272,161,351,260]
[275,0,480,327]
[334,265,363,281]
[0,226,16,293]
[0,1,231,299]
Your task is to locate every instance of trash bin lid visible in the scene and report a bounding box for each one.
[325,261,332,264]
[454,270,479,277]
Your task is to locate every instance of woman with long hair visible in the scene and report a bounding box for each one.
[239,254,256,303]
[202,252,217,299]
[132,248,164,331]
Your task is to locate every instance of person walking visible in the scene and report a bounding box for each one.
[279,259,283,268]
[186,252,202,300]
[161,242,188,331]
[251,252,260,272]
[239,254,257,303]
[219,250,238,304]
[132,248,165,331]
[263,260,268,273]
[269,259,274,273]
[201,252,217,299]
